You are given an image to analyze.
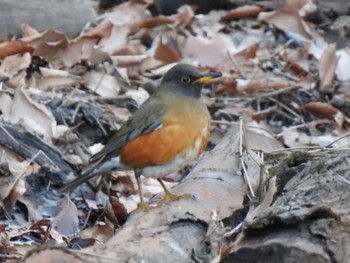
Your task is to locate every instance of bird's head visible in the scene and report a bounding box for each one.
[160,63,222,98]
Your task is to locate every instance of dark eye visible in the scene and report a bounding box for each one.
[181,76,191,84]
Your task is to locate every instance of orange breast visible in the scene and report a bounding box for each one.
[120,108,209,168]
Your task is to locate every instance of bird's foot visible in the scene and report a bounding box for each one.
[131,201,152,214]
[156,192,193,207]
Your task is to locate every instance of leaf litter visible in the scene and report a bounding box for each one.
[0,0,350,259]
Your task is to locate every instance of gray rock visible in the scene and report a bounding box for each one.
[0,0,97,39]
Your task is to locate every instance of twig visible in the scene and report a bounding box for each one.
[226,50,245,79]
[268,97,304,123]
[324,133,350,149]
[240,119,255,199]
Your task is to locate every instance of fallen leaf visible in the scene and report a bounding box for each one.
[83,71,121,97]
[3,87,57,138]
[221,5,263,21]
[335,48,350,82]
[135,16,174,29]
[52,195,79,236]
[0,53,31,85]
[81,21,114,39]
[20,23,40,38]
[182,33,237,68]
[32,67,81,90]
[304,102,338,119]
[154,42,181,63]
[258,0,312,42]
[0,42,33,59]
[318,43,337,88]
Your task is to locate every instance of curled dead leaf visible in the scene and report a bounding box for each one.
[304,102,338,119]
[170,5,194,28]
[109,196,128,225]
[318,43,338,88]
[0,42,33,59]
[20,23,40,38]
[234,43,259,61]
[135,16,174,29]
[258,0,312,42]
[237,79,292,93]
[154,42,181,63]
[221,5,263,21]
[52,195,79,236]
[81,21,114,39]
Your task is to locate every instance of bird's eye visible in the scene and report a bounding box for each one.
[181,76,191,84]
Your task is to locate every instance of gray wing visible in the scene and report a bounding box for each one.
[89,94,167,163]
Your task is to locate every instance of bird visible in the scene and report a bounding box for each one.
[61,63,222,210]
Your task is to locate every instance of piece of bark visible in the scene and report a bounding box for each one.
[0,123,77,175]
[224,151,350,263]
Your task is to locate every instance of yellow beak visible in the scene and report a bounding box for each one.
[193,72,222,84]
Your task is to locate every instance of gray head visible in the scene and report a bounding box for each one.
[160,63,222,98]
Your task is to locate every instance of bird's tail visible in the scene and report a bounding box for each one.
[60,156,121,193]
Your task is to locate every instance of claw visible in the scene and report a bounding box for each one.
[156,179,193,206]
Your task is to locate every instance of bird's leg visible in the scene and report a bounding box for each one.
[156,179,193,206]
[132,169,151,213]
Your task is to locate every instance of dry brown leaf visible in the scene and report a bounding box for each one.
[60,37,100,67]
[258,0,312,42]
[216,77,238,94]
[221,5,263,21]
[170,5,195,28]
[335,48,350,81]
[80,223,114,243]
[138,56,166,73]
[234,43,259,61]
[304,102,338,119]
[0,53,31,78]
[83,71,121,97]
[21,29,104,67]
[22,29,68,48]
[0,42,33,59]
[2,179,26,213]
[3,87,56,138]
[111,54,148,67]
[103,2,147,26]
[244,126,284,152]
[135,16,174,29]
[236,78,292,93]
[282,0,307,11]
[52,195,79,236]
[125,87,149,106]
[110,174,136,196]
[32,67,81,90]
[281,122,349,148]
[98,25,142,55]
[0,93,12,117]
[192,10,226,38]
[154,42,181,63]
[20,23,40,38]
[286,59,309,76]
[81,21,114,39]
[182,33,236,68]
[0,224,17,255]
[304,101,345,130]
[0,159,28,202]
[318,43,337,88]
[144,62,177,76]
[109,196,128,224]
